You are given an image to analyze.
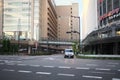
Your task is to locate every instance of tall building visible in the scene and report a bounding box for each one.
[1,0,58,41]
[2,0,41,41]
[0,0,2,38]
[41,0,57,40]
[82,0,98,40]
[56,3,79,41]
[83,0,120,54]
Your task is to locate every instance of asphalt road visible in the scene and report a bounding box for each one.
[0,54,120,80]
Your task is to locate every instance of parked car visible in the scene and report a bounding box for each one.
[64,49,74,58]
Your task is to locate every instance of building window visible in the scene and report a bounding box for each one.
[100,5,102,16]
[103,0,106,14]
[107,0,112,11]
[113,0,119,9]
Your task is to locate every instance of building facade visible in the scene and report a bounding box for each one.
[82,0,98,40]
[0,0,58,41]
[2,0,41,41]
[83,0,120,54]
[0,0,2,38]
[56,3,79,41]
[41,0,57,40]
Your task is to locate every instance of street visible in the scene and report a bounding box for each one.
[0,54,120,80]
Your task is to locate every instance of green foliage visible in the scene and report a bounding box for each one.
[72,42,80,54]
[2,38,10,52]
[0,38,18,55]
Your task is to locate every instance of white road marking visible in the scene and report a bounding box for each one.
[6,63,15,66]
[36,72,51,75]
[43,66,55,68]
[18,70,32,73]
[44,58,54,60]
[86,64,97,66]
[17,64,27,66]
[82,75,102,79]
[91,71,115,74]
[106,65,116,67]
[112,78,120,80]
[3,69,15,72]
[76,67,90,70]
[108,63,119,65]
[8,61,22,63]
[118,69,120,71]
[58,66,71,69]
[29,65,40,67]
[57,73,75,77]
[96,68,111,71]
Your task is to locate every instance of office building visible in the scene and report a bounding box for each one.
[1,0,57,41]
[41,0,57,40]
[56,3,79,41]
[2,0,41,41]
[0,0,2,38]
[83,0,120,54]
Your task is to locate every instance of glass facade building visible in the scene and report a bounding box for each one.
[0,0,2,37]
[3,0,40,40]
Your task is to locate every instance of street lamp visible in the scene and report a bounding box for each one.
[71,16,81,53]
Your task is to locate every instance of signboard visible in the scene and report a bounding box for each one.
[99,8,120,21]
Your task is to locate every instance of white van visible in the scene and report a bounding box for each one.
[64,49,74,58]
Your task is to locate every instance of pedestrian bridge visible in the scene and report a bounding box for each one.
[39,41,74,46]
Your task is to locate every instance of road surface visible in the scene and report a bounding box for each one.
[0,54,120,80]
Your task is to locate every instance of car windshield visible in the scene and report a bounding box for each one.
[65,50,73,52]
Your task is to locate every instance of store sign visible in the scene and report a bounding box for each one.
[99,0,103,3]
[99,8,120,21]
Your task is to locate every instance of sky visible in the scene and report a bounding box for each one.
[55,0,83,16]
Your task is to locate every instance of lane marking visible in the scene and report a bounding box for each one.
[82,75,102,79]
[29,65,40,67]
[43,66,55,68]
[17,64,27,66]
[91,71,115,74]
[118,69,120,71]
[96,68,111,71]
[36,72,51,75]
[112,78,120,80]
[76,67,90,70]
[106,65,116,67]
[57,73,75,77]
[6,63,15,66]
[86,64,97,66]
[3,69,15,72]
[18,70,32,73]
[58,66,71,69]
[108,63,119,65]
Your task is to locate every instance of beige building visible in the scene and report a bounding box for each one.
[56,3,79,41]
[41,0,57,40]
[0,0,2,38]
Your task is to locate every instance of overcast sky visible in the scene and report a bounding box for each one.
[55,0,83,16]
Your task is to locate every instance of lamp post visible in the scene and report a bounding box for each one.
[71,16,81,53]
